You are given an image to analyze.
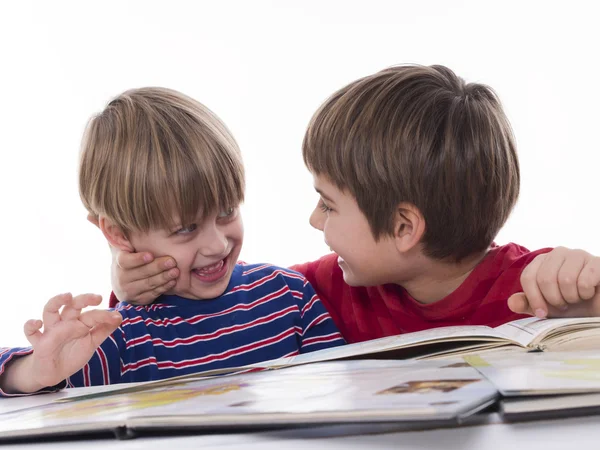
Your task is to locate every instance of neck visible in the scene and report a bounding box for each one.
[399,248,490,304]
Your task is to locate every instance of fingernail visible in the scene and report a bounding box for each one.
[165,259,175,269]
[112,312,122,320]
[143,254,153,263]
[168,269,178,278]
[535,308,547,319]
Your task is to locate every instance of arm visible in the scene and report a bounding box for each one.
[0,293,122,395]
[0,348,62,396]
[297,279,346,353]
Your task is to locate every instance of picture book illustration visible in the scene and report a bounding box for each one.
[0,359,498,441]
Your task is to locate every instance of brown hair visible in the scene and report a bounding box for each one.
[79,87,244,234]
[303,64,519,261]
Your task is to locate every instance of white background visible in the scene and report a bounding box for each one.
[0,0,598,346]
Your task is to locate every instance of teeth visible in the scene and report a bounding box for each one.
[195,259,224,274]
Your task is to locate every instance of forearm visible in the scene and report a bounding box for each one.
[0,354,47,394]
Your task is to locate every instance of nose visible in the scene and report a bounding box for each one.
[309,207,324,231]
[197,224,228,257]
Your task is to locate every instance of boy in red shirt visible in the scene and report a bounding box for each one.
[106,65,600,343]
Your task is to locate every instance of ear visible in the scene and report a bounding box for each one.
[98,216,135,252]
[87,213,100,228]
[393,202,426,253]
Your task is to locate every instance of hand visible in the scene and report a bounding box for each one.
[88,213,179,305]
[111,247,179,305]
[508,247,600,318]
[0,293,122,394]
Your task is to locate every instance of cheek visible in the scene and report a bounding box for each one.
[157,244,197,273]
[226,217,244,243]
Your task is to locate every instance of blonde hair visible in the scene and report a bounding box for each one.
[303,65,519,261]
[79,87,244,234]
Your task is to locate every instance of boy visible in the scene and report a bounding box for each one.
[0,87,344,395]
[108,65,600,343]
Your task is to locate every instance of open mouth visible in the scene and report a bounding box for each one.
[191,254,230,283]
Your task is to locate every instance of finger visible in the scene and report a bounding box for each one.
[145,268,179,291]
[43,293,73,328]
[577,257,600,300]
[79,309,122,328]
[507,293,576,319]
[556,250,587,304]
[127,279,177,305]
[507,293,533,316]
[117,268,178,303]
[116,250,167,272]
[520,255,550,318]
[23,319,43,347]
[90,322,122,348]
[61,294,103,320]
[71,293,103,309]
[536,251,568,309]
[80,310,122,348]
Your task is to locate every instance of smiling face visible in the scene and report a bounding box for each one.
[127,207,244,300]
[309,173,402,287]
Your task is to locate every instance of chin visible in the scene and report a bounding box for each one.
[340,271,362,287]
[193,280,231,300]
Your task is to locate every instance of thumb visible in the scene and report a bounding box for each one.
[80,310,123,348]
[507,292,533,316]
[90,321,122,348]
[23,319,44,347]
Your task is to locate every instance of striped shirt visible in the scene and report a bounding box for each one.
[0,263,345,396]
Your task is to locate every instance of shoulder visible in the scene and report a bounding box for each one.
[236,262,308,283]
[230,262,311,297]
[290,253,339,278]
[484,242,552,272]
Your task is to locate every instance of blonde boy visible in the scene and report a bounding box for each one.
[0,88,343,395]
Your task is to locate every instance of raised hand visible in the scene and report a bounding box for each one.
[0,293,122,394]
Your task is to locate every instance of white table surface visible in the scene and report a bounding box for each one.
[1,385,599,449]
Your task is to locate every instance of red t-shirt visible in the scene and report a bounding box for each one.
[291,243,551,343]
[109,243,550,344]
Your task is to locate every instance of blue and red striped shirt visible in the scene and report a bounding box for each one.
[0,263,345,395]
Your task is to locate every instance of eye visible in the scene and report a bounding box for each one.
[218,207,235,218]
[318,199,332,213]
[175,223,198,235]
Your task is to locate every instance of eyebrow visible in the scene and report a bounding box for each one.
[315,188,336,204]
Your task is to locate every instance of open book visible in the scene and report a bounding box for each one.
[258,316,600,367]
[0,359,497,442]
[51,316,600,404]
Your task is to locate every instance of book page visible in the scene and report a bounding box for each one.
[0,360,498,441]
[284,325,507,366]
[494,317,600,348]
[465,349,600,396]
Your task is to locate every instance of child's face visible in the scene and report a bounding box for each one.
[309,174,400,287]
[127,207,243,300]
